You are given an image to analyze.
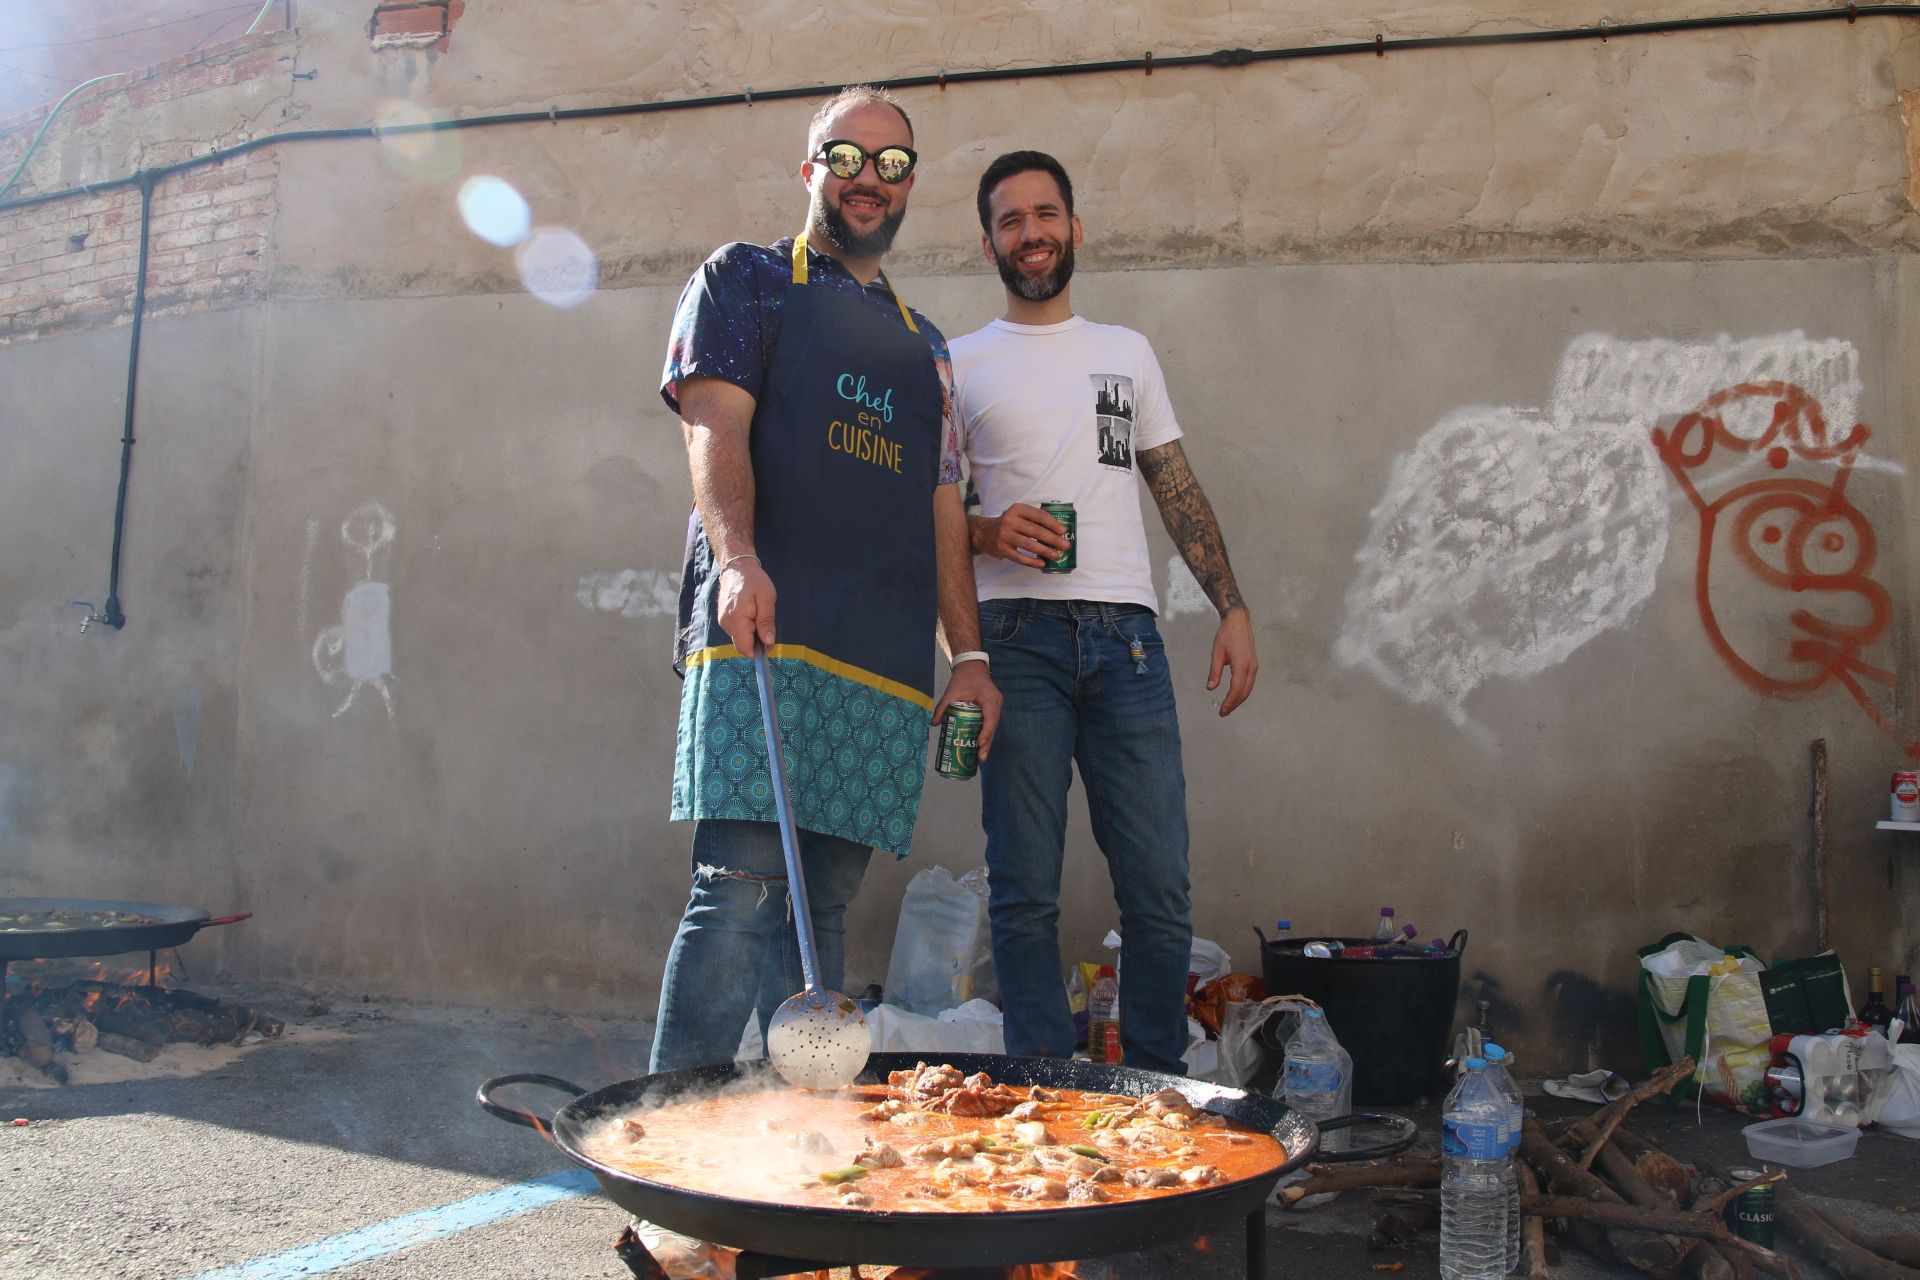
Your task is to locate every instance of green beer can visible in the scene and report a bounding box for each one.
[1040,500,1076,574]
[937,702,983,780]
[1728,1168,1774,1249]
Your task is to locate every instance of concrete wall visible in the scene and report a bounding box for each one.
[2,1,1918,1073]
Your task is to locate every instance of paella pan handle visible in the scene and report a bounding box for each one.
[1310,1111,1420,1163]
[476,1073,587,1130]
[204,913,252,927]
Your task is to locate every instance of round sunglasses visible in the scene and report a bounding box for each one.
[815,138,917,184]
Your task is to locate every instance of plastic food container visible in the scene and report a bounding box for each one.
[1741,1117,1860,1167]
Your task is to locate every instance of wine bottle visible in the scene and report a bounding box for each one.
[1895,976,1920,1046]
[1857,966,1893,1033]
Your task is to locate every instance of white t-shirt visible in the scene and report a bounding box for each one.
[951,315,1183,611]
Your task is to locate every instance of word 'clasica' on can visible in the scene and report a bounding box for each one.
[936,702,984,780]
[1893,771,1920,822]
[1039,500,1076,574]
[1727,1169,1775,1249]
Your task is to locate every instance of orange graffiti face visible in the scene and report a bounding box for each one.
[1650,379,1916,758]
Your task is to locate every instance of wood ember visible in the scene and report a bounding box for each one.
[96,1032,159,1063]
[2,981,282,1082]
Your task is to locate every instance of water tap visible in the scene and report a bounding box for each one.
[72,601,101,633]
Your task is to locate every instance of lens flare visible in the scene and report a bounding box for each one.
[374,99,460,182]
[515,227,599,309]
[457,175,532,247]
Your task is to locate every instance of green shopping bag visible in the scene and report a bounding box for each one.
[1636,933,1773,1115]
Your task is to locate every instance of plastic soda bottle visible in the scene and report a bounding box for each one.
[1483,1044,1525,1272]
[1088,965,1121,1064]
[1440,1057,1511,1280]
[1283,1007,1351,1153]
[1373,906,1399,942]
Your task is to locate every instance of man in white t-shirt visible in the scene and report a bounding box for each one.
[951,151,1258,1075]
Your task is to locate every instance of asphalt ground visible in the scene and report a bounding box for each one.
[2,983,1914,1279]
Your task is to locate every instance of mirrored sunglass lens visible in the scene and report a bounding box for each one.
[874,149,913,181]
[825,144,867,178]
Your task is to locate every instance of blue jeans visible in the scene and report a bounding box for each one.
[649,818,873,1072]
[977,599,1192,1075]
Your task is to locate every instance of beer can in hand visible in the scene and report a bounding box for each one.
[1039,500,1076,574]
[937,702,983,780]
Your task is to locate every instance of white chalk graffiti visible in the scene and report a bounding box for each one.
[576,568,680,618]
[1334,331,1862,733]
[313,502,397,719]
[1160,557,1211,619]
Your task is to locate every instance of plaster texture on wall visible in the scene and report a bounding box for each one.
[248,9,1920,300]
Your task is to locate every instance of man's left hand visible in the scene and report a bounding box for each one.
[933,661,1003,759]
[1208,607,1258,717]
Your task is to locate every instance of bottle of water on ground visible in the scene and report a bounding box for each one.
[1483,1044,1525,1273]
[1441,1057,1512,1280]
[1282,1007,1351,1152]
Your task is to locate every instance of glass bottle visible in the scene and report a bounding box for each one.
[1858,967,1893,1033]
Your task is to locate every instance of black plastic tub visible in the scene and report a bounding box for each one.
[1256,928,1467,1106]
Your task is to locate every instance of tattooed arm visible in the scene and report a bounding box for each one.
[1137,439,1258,716]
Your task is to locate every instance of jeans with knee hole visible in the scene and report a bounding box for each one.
[977,599,1193,1076]
[649,818,873,1072]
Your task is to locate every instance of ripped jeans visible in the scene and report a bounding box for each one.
[649,818,873,1072]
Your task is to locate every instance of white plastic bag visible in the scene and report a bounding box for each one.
[884,866,997,1015]
[1866,1021,1920,1138]
[866,998,1006,1054]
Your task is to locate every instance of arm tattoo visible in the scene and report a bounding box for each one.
[1137,441,1246,616]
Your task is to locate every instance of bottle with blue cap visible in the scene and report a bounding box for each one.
[1482,1044,1524,1272]
[1440,1056,1511,1280]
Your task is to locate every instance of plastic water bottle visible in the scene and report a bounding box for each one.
[1483,1044,1525,1272]
[1283,1007,1351,1153]
[1441,1057,1511,1280]
[1373,906,1399,941]
[1273,918,1293,941]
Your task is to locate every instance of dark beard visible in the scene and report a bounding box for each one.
[993,236,1075,302]
[811,192,905,259]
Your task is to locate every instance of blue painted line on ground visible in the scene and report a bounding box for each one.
[187,1167,600,1280]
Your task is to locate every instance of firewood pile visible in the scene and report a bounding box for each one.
[1,981,283,1084]
[1277,1058,1920,1280]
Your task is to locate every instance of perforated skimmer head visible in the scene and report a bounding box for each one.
[767,987,871,1090]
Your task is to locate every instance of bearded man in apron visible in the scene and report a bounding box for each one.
[651,87,1003,1072]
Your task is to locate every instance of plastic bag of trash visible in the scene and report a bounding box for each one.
[884,866,997,1016]
[1871,1023,1920,1138]
[867,998,1006,1054]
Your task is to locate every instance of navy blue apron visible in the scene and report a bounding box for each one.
[672,233,944,854]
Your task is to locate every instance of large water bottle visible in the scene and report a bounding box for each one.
[1441,1057,1511,1280]
[1483,1044,1525,1272]
[1283,1007,1352,1153]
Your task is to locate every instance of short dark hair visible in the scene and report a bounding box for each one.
[807,86,913,158]
[975,150,1074,233]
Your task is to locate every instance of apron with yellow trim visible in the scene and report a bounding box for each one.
[671,235,942,855]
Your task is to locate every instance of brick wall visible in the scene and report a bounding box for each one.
[0,34,286,344]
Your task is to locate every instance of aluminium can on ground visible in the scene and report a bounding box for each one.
[1727,1168,1775,1249]
[936,702,983,780]
[1039,500,1076,574]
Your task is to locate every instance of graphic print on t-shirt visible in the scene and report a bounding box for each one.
[1092,374,1135,471]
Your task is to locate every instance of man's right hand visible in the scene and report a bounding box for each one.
[717,558,777,655]
[974,502,1071,567]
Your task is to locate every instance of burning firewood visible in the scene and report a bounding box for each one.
[96,1032,159,1063]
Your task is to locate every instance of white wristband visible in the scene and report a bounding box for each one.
[950,650,990,669]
